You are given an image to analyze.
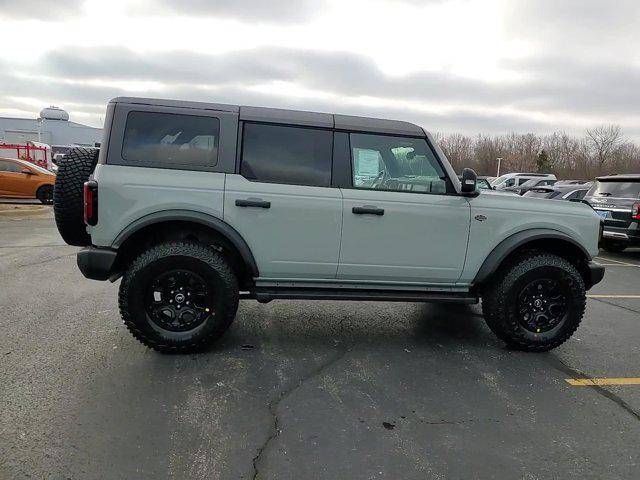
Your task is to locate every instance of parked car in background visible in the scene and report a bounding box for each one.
[523,182,593,201]
[504,177,558,195]
[459,175,493,190]
[583,175,640,253]
[0,157,56,204]
[492,173,557,190]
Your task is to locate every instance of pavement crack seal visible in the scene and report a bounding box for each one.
[549,356,640,422]
[589,297,640,315]
[16,252,76,268]
[251,346,350,480]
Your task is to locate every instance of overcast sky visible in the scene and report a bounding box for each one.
[1,0,639,139]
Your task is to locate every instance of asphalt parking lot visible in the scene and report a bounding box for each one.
[1,211,639,480]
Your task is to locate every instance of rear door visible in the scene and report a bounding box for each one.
[224,122,343,280]
[337,132,470,284]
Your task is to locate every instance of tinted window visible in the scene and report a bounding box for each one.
[241,123,332,187]
[0,160,21,172]
[350,133,447,194]
[587,180,640,199]
[122,111,219,167]
[523,189,553,198]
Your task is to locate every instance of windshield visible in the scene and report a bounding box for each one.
[586,180,640,198]
[491,174,511,186]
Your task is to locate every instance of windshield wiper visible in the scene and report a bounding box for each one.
[598,192,613,196]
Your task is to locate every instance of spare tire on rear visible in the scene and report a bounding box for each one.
[53,147,99,246]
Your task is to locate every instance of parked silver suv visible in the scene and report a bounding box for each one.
[53,97,604,353]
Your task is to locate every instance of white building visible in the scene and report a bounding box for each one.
[0,106,103,148]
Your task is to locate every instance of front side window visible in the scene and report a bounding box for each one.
[122,111,219,167]
[350,133,447,194]
[241,123,332,187]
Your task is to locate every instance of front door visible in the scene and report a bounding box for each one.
[338,133,470,284]
[224,122,342,280]
[0,160,31,197]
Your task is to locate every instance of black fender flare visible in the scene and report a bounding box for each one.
[112,209,259,277]
[473,228,590,285]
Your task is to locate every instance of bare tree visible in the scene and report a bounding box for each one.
[585,125,623,175]
[434,125,638,179]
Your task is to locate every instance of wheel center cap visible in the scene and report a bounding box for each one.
[175,293,186,303]
[534,299,543,308]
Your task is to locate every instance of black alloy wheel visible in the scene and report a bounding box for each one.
[517,278,568,333]
[146,269,213,332]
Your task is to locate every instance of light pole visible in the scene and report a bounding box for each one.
[496,157,503,177]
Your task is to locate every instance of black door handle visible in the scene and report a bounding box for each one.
[352,206,384,216]
[236,199,271,209]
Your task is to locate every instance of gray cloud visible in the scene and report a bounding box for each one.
[0,0,83,18]
[35,45,640,119]
[2,0,640,140]
[153,0,320,22]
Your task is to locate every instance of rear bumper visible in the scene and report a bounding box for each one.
[601,225,640,245]
[586,261,605,289]
[77,246,117,281]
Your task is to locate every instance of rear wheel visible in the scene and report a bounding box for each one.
[53,148,99,246]
[36,185,53,204]
[118,242,239,353]
[602,241,627,253]
[482,252,585,352]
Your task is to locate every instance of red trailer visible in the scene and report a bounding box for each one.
[0,142,52,170]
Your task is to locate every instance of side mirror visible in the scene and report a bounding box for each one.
[460,168,479,197]
[21,169,34,175]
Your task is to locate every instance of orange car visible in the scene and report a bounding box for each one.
[0,157,56,204]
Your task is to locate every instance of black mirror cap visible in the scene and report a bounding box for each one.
[460,168,479,197]
[21,169,34,175]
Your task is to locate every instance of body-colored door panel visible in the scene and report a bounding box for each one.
[338,189,471,283]
[224,174,343,279]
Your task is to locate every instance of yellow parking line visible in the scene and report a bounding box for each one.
[587,294,640,299]
[566,378,640,386]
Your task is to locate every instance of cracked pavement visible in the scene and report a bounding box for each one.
[1,216,640,479]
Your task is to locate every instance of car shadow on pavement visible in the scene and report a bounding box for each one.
[206,301,498,355]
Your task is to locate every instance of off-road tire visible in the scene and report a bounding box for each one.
[601,241,627,254]
[481,252,586,352]
[36,184,54,205]
[53,148,99,246]
[118,242,239,353]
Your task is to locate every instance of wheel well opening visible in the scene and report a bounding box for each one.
[493,238,591,286]
[113,220,255,289]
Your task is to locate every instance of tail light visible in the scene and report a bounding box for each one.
[632,202,640,221]
[83,180,98,226]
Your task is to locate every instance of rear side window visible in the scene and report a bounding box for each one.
[241,123,332,187]
[122,111,219,167]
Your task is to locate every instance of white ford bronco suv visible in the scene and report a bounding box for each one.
[53,97,604,353]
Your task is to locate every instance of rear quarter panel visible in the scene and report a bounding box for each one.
[89,164,225,247]
[459,191,601,284]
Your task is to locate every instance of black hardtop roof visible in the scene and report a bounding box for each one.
[596,174,640,182]
[110,97,425,136]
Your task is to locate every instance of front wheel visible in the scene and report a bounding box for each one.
[119,242,239,353]
[481,252,586,352]
[36,185,54,204]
